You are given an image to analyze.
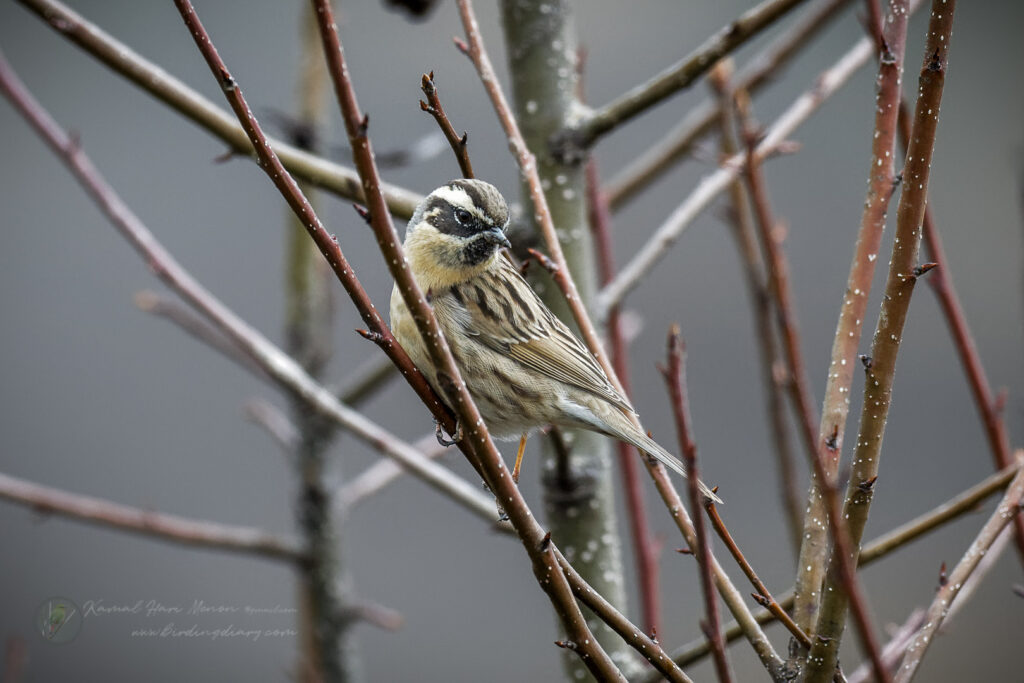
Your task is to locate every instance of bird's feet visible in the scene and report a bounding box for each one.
[434,417,462,447]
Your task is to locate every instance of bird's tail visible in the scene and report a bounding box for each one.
[619,428,723,505]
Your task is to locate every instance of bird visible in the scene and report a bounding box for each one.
[390,178,720,503]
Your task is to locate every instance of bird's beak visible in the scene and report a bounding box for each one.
[482,227,511,250]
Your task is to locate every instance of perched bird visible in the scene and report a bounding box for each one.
[390,179,719,502]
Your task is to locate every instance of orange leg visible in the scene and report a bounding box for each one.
[512,433,528,483]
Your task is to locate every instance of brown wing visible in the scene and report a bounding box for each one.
[452,259,635,415]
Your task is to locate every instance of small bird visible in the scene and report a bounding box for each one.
[390,179,719,502]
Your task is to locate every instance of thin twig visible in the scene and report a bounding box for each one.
[551,0,811,161]
[807,3,957,679]
[14,0,423,219]
[244,398,301,455]
[338,433,448,511]
[708,61,803,553]
[791,0,910,635]
[605,0,853,210]
[737,87,889,683]
[419,71,474,179]
[0,49,500,526]
[641,461,1020,676]
[307,1,621,675]
[894,463,1024,682]
[134,289,272,383]
[586,159,662,635]
[705,504,811,648]
[554,548,693,683]
[0,470,304,562]
[660,327,733,683]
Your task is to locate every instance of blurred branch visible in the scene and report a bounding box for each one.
[807,3,957,678]
[551,0,811,161]
[643,461,1020,675]
[338,433,448,511]
[598,28,879,315]
[0,49,500,526]
[738,79,889,683]
[0,470,305,563]
[792,0,909,636]
[587,159,663,635]
[661,327,734,683]
[846,609,926,683]
[708,61,802,553]
[894,462,1024,682]
[419,71,474,178]
[14,0,423,219]
[244,398,301,455]
[605,0,852,210]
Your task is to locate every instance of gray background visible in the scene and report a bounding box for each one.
[1,1,1022,681]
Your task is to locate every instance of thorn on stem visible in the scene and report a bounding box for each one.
[825,425,839,451]
[355,328,385,344]
[859,354,873,370]
[526,248,559,274]
[912,262,938,278]
[554,639,577,650]
[218,68,236,91]
[539,531,552,552]
[938,562,948,587]
[358,114,369,136]
[675,547,693,555]
[352,203,371,224]
[453,36,469,55]
[751,592,770,607]
[649,626,659,644]
[858,475,878,492]
[926,48,943,73]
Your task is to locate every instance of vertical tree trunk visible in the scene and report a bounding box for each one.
[499,2,639,678]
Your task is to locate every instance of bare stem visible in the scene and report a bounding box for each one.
[587,160,662,635]
[14,0,423,218]
[598,30,881,315]
[894,462,1024,682]
[551,0,811,161]
[806,2,957,679]
[0,470,304,562]
[605,0,853,210]
[708,61,803,553]
[705,504,811,649]
[792,0,910,638]
[661,328,733,683]
[419,71,474,179]
[736,84,888,683]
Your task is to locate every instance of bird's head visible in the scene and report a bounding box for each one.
[403,179,511,291]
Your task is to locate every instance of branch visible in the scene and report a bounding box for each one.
[0,470,304,563]
[586,159,663,635]
[551,0,811,161]
[707,62,802,552]
[338,434,448,511]
[0,49,500,527]
[705,504,811,648]
[244,398,301,455]
[807,3,957,678]
[894,462,1024,682]
[597,27,880,315]
[305,1,621,676]
[13,0,423,219]
[640,461,1020,676]
[419,71,474,179]
[605,0,853,210]
[792,0,910,635]
[660,328,733,683]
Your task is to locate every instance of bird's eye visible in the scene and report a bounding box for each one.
[454,208,472,225]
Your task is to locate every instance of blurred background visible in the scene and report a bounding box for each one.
[1,1,1021,680]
